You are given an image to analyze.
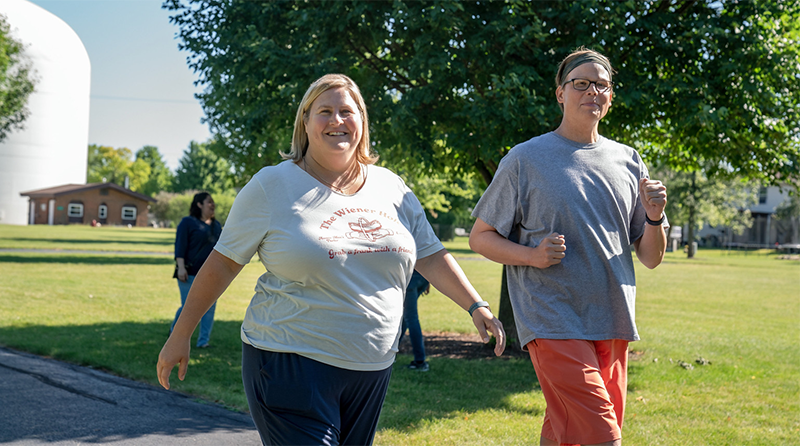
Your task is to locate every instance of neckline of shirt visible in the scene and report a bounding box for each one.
[549,131,607,149]
[295,160,370,197]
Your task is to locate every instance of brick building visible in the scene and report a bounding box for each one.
[20,183,155,227]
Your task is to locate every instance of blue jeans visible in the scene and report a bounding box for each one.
[171,275,216,347]
[401,273,429,363]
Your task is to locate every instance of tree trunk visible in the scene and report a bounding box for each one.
[687,210,696,258]
[498,265,520,351]
[687,171,697,258]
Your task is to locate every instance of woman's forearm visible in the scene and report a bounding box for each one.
[414,249,482,311]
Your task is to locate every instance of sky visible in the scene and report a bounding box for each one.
[29,0,211,171]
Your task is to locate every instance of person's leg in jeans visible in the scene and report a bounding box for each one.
[171,275,194,333]
[196,301,216,347]
[171,275,215,347]
[403,273,428,365]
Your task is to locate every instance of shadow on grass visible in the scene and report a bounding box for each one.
[0,254,173,265]
[382,354,542,432]
[5,237,171,246]
[0,320,548,437]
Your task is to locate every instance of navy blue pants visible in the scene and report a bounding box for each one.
[241,343,392,446]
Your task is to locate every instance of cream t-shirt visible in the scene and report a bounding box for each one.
[215,161,443,371]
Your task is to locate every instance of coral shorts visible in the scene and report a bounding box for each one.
[527,339,629,445]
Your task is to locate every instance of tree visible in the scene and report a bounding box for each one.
[164,0,800,347]
[135,145,174,196]
[0,13,36,142]
[86,144,152,193]
[392,160,482,235]
[165,0,799,185]
[173,139,233,194]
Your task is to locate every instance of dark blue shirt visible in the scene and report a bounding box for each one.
[175,216,223,276]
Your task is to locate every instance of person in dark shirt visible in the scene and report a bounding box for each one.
[171,192,222,348]
[401,270,431,371]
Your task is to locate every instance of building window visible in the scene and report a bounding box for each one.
[100,188,109,196]
[758,187,768,204]
[68,203,84,218]
[121,206,137,220]
[98,204,108,219]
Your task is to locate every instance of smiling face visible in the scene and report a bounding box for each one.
[556,62,613,125]
[304,87,363,164]
[198,195,215,219]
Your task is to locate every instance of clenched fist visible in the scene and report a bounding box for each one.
[639,178,667,221]
[531,232,566,269]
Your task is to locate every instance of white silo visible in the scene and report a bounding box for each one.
[0,0,90,225]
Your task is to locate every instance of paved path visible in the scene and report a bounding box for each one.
[0,347,260,445]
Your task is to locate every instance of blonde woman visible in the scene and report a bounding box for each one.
[158,74,505,445]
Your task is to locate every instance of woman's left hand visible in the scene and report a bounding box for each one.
[472,307,506,356]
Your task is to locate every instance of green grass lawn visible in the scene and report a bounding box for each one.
[0,223,174,252]
[0,224,798,445]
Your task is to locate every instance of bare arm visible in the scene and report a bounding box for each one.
[157,250,245,389]
[633,179,668,269]
[414,249,506,356]
[175,257,188,282]
[469,218,566,269]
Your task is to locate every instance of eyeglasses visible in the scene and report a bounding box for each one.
[563,78,614,93]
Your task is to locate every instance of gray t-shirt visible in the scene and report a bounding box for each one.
[472,132,668,346]
[215,161,443,371]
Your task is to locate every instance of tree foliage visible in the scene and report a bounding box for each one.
[135,145,175,196]
[87,144,152,194]
[393,160,482,228]
[165,0,800,186]
[173,139,233,194]
[0,13,36,142]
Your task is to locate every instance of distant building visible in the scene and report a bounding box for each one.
[696,185,797,247]
[20,183,154,227]
[0,0,91,225]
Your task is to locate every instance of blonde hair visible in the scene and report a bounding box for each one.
[555,47,615,112]
[281,74,378,164]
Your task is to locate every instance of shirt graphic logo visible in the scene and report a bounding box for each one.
[346,217,395,242]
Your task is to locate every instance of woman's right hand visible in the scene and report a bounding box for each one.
[157,333,191,390]
[176,266,188,282]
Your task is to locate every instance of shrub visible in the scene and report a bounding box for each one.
[153,189,238,227]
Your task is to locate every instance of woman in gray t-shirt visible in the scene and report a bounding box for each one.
[471,48,668,446]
